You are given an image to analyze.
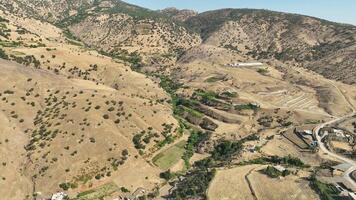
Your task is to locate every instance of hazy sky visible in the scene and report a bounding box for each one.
[123,0,356,25]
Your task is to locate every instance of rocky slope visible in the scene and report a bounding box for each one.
[186,9,356,84]
[2,1,354,84]
[160,7,198,22]
[1,0,201,68]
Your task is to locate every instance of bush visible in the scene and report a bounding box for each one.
[89,137,96,143]
[159,170,174,181]
[121,187,130,193]
[212,140,243,161]
[265,166,282,178]
[133,133,145,149]
[95,174,101,180]
[59,182,71,191]
[309,174,340,200]
[122,149,129,157]
[0,48,8,59]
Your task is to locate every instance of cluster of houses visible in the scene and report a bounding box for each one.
[322,127,354,143]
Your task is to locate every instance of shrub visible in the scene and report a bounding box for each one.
[212,140,243,160]
[121,187,130,193]
[0,48,8,59]
[159,170,174,181]
[122,149,129,157]
[89,137,96,143]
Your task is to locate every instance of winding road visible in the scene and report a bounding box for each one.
[314,111,356,190]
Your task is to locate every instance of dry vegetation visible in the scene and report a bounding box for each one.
[0,1,355,200]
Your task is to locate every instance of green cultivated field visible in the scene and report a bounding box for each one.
[71,182,118,200]
[153,141,186,170]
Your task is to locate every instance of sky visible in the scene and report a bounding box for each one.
[123,0,356,25]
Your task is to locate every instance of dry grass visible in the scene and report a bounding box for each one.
[208,165,318,200]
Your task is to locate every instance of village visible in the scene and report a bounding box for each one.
[282,117,356,199]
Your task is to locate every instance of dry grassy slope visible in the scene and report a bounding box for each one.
[0,11,180,199]
[0,0,95,21]
[68,12,200,55]
[0,2,355,199]
[3,1,354,83]
[175,44,354,117]
[186,9,356,84]
[1,0,201,65]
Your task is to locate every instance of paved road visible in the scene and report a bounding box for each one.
[314,112,356,190]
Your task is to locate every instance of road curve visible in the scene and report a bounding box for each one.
[314,112,356,190]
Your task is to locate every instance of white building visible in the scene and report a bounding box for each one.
[303,130,313,135]
[273,165,287,173]
[228,62,263,67]
[51,192,67,200]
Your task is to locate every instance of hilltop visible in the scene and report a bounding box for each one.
[2,1,354,84]
[186,8,356,84]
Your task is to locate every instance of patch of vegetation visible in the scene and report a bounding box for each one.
[9,54,41,68]
[264,165,290,178]
[257,68,269,74]
[170,159,216,200]
[193,89,219,106]
[71,182,119,200]
[59,182,77,191]
[56,6,91,28]
[120,187,130,193]
[223,44,241,52]
[0,40,22,47]
[182,131,209,168]
[241,155,309,168]
[178,105,204,119]
[0,48,8,59]
[309,174,340,200]
[235,103,260,111]
[0,16,9,23]
[133,132,146,150]
[220,91,238,98]
[212,140,243,161]
[159,169,175,181]
[170,134,261,199]
[158,75,183,96]
[59,28,82,44]
[153,141,186,170]
[99,50,142,71]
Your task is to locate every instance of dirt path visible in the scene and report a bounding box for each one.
[245,168,258,200]
[328,80,356,112]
